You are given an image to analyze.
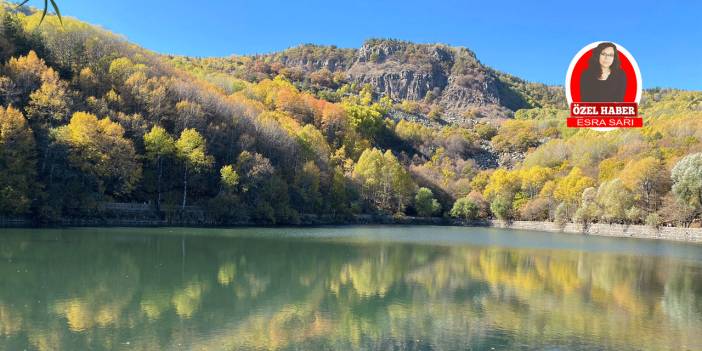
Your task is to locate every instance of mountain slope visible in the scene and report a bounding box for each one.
[2,2,702,228]
[173,39,566,125]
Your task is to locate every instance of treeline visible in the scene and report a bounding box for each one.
[449,101,702,227]
[0,5,454,224]
[1,3,701,227]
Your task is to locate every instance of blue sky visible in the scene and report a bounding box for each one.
[23,0,702,89]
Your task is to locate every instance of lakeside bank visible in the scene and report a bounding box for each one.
[2,214,701,244]
[487,220,702,243]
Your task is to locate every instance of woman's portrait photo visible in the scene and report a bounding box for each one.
[579,42,627,102]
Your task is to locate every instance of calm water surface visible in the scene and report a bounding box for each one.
[0,225,701,351]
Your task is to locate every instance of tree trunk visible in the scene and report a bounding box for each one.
[157,157,163,211]
[41,143,50,173]
[182,164,188,209]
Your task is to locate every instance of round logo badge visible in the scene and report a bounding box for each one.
[565,42,643,130]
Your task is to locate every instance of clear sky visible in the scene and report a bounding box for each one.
[22,0,702,89]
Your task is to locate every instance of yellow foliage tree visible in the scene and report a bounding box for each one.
[618,157,670,212]
[0,105,36,215]
[57,112,142,195]
[483,169,520,202]
[554,167,595,218]
[519,166,554,199]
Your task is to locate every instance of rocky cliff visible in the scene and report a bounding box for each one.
[266,39,563,124]
[180,39,564,125]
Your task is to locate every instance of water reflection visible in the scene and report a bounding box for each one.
[0,227,700,350]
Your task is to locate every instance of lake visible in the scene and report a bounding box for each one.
[0,225,701,350]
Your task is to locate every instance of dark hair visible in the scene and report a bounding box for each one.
[584,42,622,80]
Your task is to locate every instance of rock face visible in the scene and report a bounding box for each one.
[347,41,449,103]
[270,40,510,122]
[271,45,356,72]
[265,39,562,123]
[348,41,504,115]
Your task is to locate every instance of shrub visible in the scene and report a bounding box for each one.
[450,196,479,220]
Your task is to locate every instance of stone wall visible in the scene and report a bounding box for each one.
[488,220,702,243]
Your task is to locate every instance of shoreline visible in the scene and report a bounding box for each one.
[2,215,701,244]
[488,220,702,244]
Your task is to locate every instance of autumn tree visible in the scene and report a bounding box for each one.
[595,179,633,224]
[0,106,36,215]
[518,198,550,221]
[0,75,20,106]
[470,170,492,193]
[213,152,272,223]
[275,87,314,125]
[598,158,625,182]
[491,119,540,154]
[482,169,520,202]
[175,128,213,209]
[175,100,205,132]
[309,68,335,88]
[25,69,70,126]
[671,153,702,222]
[538,180,558,220]
[220,165,239,190]
[574,187,599,225]
[56,112,142,196]
[553,202,569,226]
[3,50,49,97]
[122,72,170,122]
[77,67,99,95]
[329,166,355,217]
[619,157,669,213]
[385,150,415,213]
[235,151,274,193]
[1,12,46,61]
[659,193,697,227]
[207,164,244,223]
[553,167,595,220]
[353,148,415,214]
[293,161,323,213]
[108,57,146,86]
[519,166,554,199]
[343,103,384,141]
[144,126,176,210]
[231,150,297,223]
[297,124,330,163]
[320,103,348,146]
[353,148,384,209]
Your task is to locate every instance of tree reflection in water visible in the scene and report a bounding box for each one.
[0,227,700,350]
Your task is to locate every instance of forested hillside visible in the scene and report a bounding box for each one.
[171,39,567,123]
[1,3,701,226]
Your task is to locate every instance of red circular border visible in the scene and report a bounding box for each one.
[569,49,638,102]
